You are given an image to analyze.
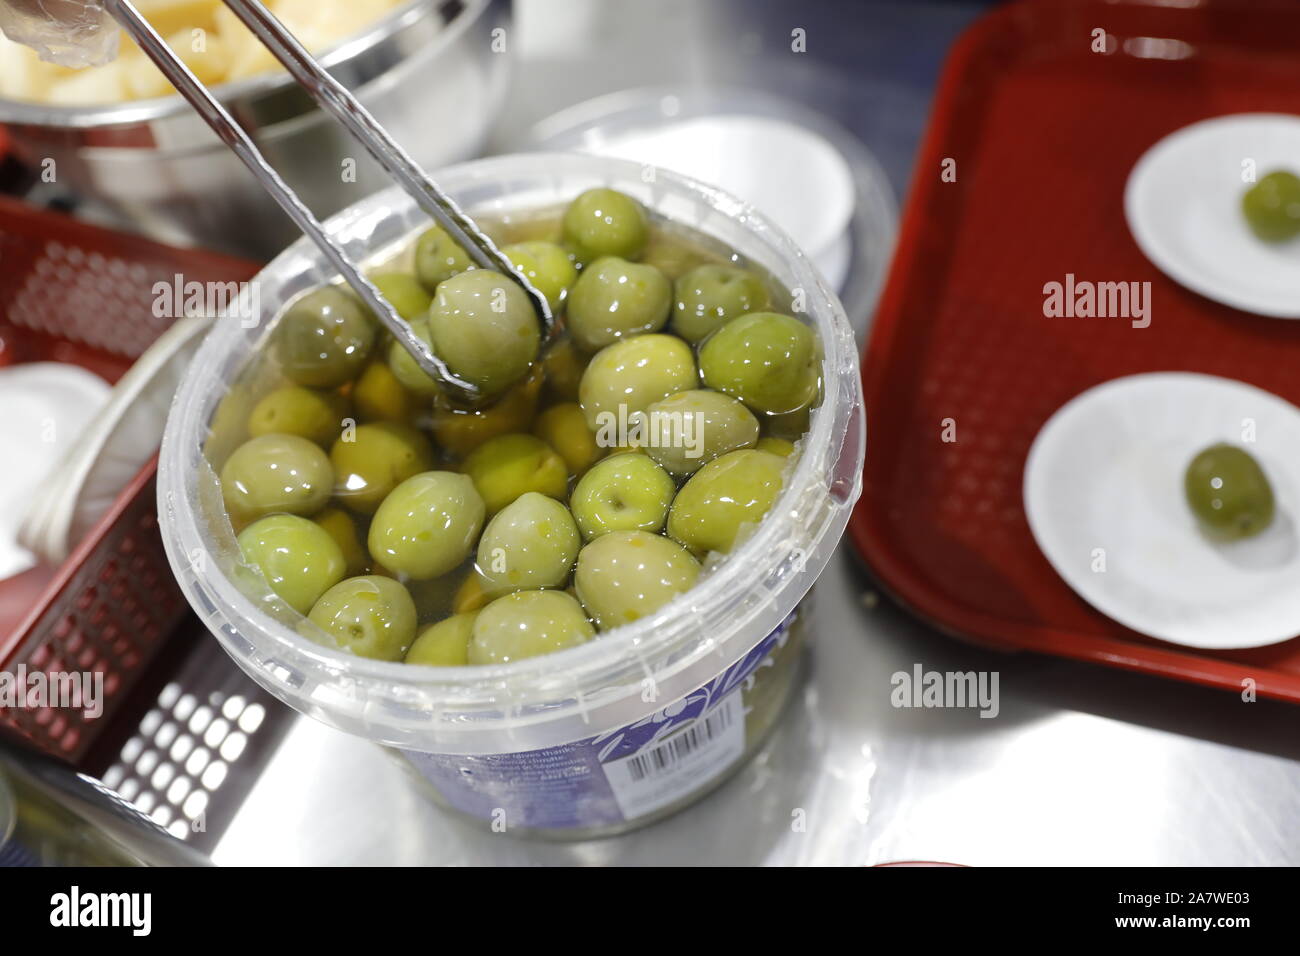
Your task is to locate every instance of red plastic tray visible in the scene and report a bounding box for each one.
[849,0,1300,702]
[0,194,259,761]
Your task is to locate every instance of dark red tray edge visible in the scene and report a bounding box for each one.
[847,0,1300,704]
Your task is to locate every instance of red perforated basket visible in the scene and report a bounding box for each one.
[0,194,258,762]
[849,0,1300,701]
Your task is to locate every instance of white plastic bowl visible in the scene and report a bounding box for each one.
[158,153,865,836]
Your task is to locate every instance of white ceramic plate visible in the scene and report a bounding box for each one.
[1024,372,1300,649]
[1125,113,1300,318]
[0,363,111,578]
[19,317,208,565]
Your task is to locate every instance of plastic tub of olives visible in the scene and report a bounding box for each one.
[159,152,864,838]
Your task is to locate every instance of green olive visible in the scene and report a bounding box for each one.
[313,506,369,576]
[671,264,769,343]
[468,590,595,664]
[461,433,568,515]
[221,433,333,522]
[566,256,671,351]
[386,316,443,398]
[578,334,697,432]
[247,386,350,447]
[330,422,435,514]
[699,311,819,416]
[415,224,473,291]
[351,360,419,423]
[640,389,759,477]
[502,240,577,312]
[430,367,543,458]
[542,337,589,403]
[533,402,603,476]
[756,436,796,458]
[428,269,541,398]
[667,449,786,555]
[369,271,433,320]
[569,453,675,541]
[275,286,375,388]
[405,611,478,666]
[1184,443,1275,540]
[574,531,700,631]
[476,492,580,597]
[237,514,345,614]
[1242,170,1300,242]
[367,471,485,580]
[561,188,649,262]
[307,575,416,661]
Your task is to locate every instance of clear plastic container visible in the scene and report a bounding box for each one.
[157,153,864,837]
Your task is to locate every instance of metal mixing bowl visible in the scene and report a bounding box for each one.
[0,0,510,258]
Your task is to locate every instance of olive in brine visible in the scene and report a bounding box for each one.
[561,188,648,263]
[275,286,375,388]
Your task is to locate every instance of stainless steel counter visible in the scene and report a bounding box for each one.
[211,549,1300,865]
[141,0,1300,865]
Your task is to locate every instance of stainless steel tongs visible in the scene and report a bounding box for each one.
[102,0,554,404]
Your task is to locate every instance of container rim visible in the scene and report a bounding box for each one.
[0,0,482,129]
[158,151,863,718]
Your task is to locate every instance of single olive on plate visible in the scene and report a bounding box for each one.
[671,264,769,343]
[307,575,417,661]
[699,311,820,416]
[415,224,473,291]
[668,448,787,556]
[561,188,649,263]
[1184,443,1275,541]
[368,471,486,579]
[476,492,581,597]
[468,590,595,665]
[237,514,345,614]
[429,269,541,399]
[275,286,375,388]
[575,531,701,631]
[405,611,479,666]
[221,433,333,522]
[570,452,676,541]
[1242,170,1300,243]
[566,256,671,351]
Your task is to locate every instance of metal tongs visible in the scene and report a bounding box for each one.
[102,0,553,405]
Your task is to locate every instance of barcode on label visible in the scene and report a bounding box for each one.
[602,691,747,820]
[624,703,735,782]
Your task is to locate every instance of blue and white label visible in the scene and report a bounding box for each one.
[602,691,745,820]
[405,613,794,831]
